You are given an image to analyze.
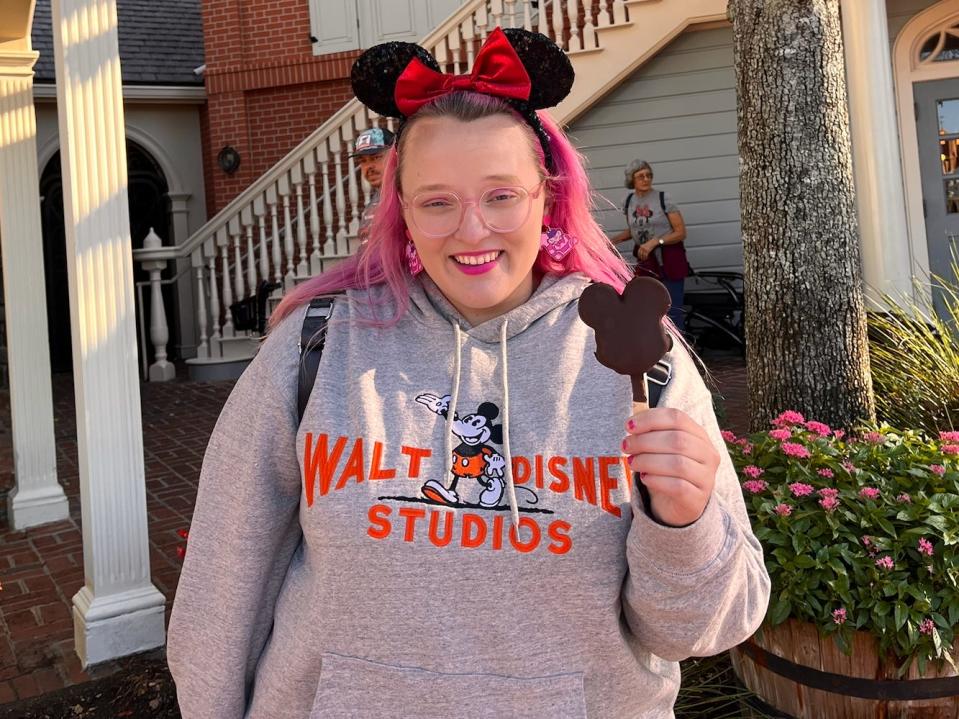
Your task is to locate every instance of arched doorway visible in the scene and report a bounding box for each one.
[40,140,173,373]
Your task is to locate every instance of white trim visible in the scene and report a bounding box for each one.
[893,0,959,284]
[32,83,206,103]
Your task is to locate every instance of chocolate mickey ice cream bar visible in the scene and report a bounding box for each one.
[578,277,672,405]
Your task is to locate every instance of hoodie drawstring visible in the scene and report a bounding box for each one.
[445,322,463,484]
[499,320,520,529]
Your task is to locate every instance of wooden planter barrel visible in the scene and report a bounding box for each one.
[729,620,959,719]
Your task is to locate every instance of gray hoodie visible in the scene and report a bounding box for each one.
[167,272,770,718]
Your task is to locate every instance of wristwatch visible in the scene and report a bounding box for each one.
[657,237,665,246]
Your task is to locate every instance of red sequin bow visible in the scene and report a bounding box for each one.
[394,28,532,116]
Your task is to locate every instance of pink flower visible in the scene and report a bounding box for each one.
[930,465,946,476]
[864,431,884,443]
[842,461,858,474]
[774,503,793,516]
[772,410,805,427]
[919,618,935,635]
[817,468,835,478]
[862,535,877,556]
[805,421,832,437]
[782,442,811,458]
[819,496,840,512]
[742,479,768,494]
[918,538,934,556]
[743,465,765,478]
[897,493,912,503]
[721,430,737,443]
[818,487,839,498]
[769,428,792,441]
[832,607,847,625]
[859,487,880,500]
[942,444,959,455]
[789,482,814,497]
[740,442,753,456]
[833,429,846,440]
[875,556,894,570]
[940,431,959,442]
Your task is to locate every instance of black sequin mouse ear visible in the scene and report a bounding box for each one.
[350,42,441,118]
[501,28,574,110]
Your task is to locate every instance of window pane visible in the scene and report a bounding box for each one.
[920,30,959,62]
[941,138,959,174]
[945,178,959,214]
[938,99,959,135]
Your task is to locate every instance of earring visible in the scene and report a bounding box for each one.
[540,225,577,261]
[405,231,423,275]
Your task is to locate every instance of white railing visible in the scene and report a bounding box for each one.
[132,0,633,374]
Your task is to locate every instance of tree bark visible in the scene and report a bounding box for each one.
[730,0,875,431]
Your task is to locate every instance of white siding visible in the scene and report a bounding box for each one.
[569,27,742,272]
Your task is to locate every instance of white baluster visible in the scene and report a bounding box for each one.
[279,175,295,290]
[230,218,246,304]
[219,228,235,337]
[567,1,581,50]
[612,0,627,25]
[333,136,347,252]
[490,0,503,31]
[345,142,359,237]
[293,164,309,277]
[194,264,209,358]
[267,186,283,288]
[582,3,596,51]
[206,250,221,351]
[523,0,532,31]
[505,0,516,27]
[242,209,257,297]
[141,229,175,382]
[463,15,477,67]
[552,0,565,47]
[475,4,489,39]
[434,35,450,72]
[447,28,463,74]
[322,152,334,256]
[305,152,322,274]
[254,196,270,287]
[597,0,612,28]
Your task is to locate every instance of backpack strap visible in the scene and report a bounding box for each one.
[297,297,336,424]
[623,192,633,218]
[646,357,672,408]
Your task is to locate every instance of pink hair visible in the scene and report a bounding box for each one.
[270,91,633,328]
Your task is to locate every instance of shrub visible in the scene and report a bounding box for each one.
[725,413,959,675]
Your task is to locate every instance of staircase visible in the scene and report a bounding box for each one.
[132,0,728,381]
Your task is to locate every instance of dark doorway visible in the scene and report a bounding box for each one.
[40,141,172,374]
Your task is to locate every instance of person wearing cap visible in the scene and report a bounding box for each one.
[609,160,689,331]
[352,127,395,243]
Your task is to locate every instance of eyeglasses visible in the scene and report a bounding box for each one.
[633,172,653,180]
[402,181,545,238]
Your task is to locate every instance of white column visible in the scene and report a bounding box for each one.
[0,51,70,531]
[840,0,914,304]
[51,0,165,666]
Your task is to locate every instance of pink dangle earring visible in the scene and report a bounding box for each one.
[405,229,423,275]
[540,222,577,261]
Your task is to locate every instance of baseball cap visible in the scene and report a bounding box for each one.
[351,127,395,157]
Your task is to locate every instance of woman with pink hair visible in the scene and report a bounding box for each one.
[167,28,769,719]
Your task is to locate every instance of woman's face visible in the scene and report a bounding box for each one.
[632,168,653,193]
[400,114,546,326]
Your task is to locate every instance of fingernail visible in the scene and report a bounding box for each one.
[627,419,635,431]
[622,438,630,453]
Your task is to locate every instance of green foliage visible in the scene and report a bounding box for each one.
[868,268,959,434]
[725,413,959,672]
[676,654,777,719]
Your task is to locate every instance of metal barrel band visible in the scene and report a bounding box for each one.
[740,639,959,701]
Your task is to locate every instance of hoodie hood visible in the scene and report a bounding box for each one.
[407,272,592,343]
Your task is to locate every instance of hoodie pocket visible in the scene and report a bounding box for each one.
[310,652,587,719]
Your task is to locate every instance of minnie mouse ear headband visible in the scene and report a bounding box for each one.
[350,27,574,171]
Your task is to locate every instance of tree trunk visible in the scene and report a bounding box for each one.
[730,0,875,431]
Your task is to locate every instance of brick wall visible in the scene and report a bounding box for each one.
[200,0,361,214]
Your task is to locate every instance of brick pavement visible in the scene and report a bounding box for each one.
[0,353,746,705]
